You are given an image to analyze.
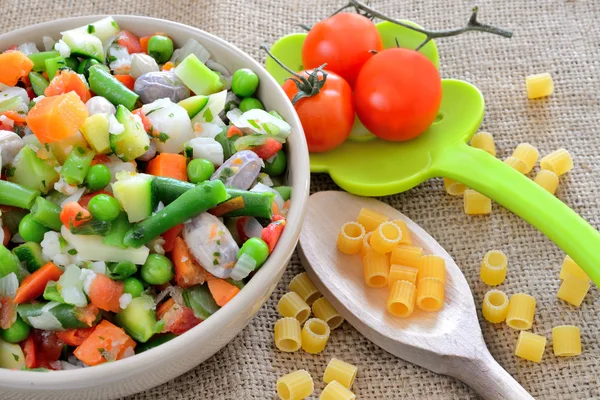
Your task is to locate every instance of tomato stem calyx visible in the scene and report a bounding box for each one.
[261,44,328,105]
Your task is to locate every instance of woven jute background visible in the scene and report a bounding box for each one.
[3,0,599,398]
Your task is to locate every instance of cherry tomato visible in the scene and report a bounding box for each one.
[302,13,383,88]
[354,48,442,142]
[282,70,354,153]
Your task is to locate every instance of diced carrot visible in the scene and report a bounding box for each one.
[56,327,95,346]
[60,201,92,228]
[2,226,10,246]
[44,70,92,102]
[73,320,136,366]
[90,154,112,166]
[162,62,174,71]
[0,111,26,125]
[114,75,135,91]
[87,273,124,313]
[172,237,207,288]
[22,337,37,368]
[207,278,240,307]
[261,218,286,253]
[250,138,283,160]
[156,298,176,320]
[146,153,188,181]
[14,262,63,304]
[78,190,113,209]
[75,304,100,327]
[209,196,245,217]
[162,224,183,253]
[26,92,88,144]
[139,36,151,54]
[0,51,33,86]
[116,30,143,54]
[132,108,152,132]
[227,126,243,138]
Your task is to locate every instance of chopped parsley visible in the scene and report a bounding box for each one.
[5,167,15,178]
[213,252,221,257]
[12,353,19,362]
[203,108,213,123]
[213,259,219,265]
[168,113,174,118]
[67,249,78,255]
[184,146,194,158]
[157,132,170,143]
[87,25,96,34]
[145,107,163,116]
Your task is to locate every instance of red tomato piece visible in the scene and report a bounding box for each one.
[250,138,282,160]
[261,218,286,253]
[116,30,143,54]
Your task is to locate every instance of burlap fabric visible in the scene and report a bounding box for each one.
[3,0,599,398]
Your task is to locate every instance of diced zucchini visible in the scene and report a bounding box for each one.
[29,72,50,97]
[13,242,45,273]
[43,281,65,303]
[178,95,209,118]
[111,105,151,161]
[8,146,59,194]
[190,90,226,125]
[183,284,220,320]
[81,113,111,154]
[112,172,155,223]
[73,17,120,44]
[173,54,223,96]
[61,30,105,62]
[49,132,89,164]
[0,339,26,370]
[115,295,158,343]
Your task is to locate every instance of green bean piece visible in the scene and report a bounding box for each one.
[64,57,80,71]
[87,194,121,221]
[231,68,259,98]
[214,128,237,160]
[18,303,102,330]
[239,97,264,112]
[273,186,292,201]
[103,211,132,249]
[88,65,139,110]
[28,51,60,72]
[123,277,144,298]
[0,181,40,210]
[60,146,96,186]
[30,197,62,231]
[85,164,111,191]
[147,35,174,64]
[141,254,174,285]
[108,261,138,281]
[29,72,50,97]
[44,55,66,81]
[187,158,215,184]
[77,59,105,79]
[238,237,269,268]
[19,214,50,243]
[0,317,31,343]
[215,189,274,219]
[262,150,287,176]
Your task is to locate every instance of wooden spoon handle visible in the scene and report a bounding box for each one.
[449,350,533,400]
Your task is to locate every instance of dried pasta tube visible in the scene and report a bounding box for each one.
[504,156,528,174]
[301,318,330,354]
[470,132,496,156]
[278,292,311,323]
[277,370,314,400]
[390,245,423,268]
[418,255,446,283]
[480,250,508,286]
[552,325,581,356]
[274,317,302,352]
[534,170,559,195]
[515,331,547,362]
[386,280,416,317]
[559,255,589,281]
[388,264,419,287]
[312,297,344,330]
[526,72,554,99]
[370,221,402,254]
[540,148,573,176]
[359,232,374,260]
[512,143,539,173]
[506,293,536,330]
[416,278,445,312]
[356,207,389,232]
[443,178,468,196]
[557,272,590,307]
[320,381,356,400]
[323,358,358,389]
[482,289,509,323]
[463,189,492,215]
[337,222,365,255]
[362,251,389,288]
[289,272,321,306]
[391,219,412,245]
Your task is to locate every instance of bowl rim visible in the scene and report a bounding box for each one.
[0,14,310,389]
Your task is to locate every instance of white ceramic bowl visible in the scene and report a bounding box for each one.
[0,15,309,400]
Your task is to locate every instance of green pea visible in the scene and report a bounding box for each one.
[86,164,111,191]
[108,261,138,280]
[87,194,121,221]
[1,316,31,343]
[239,97,264,112]
[231,68,259,98]
[19,214,50,243]
[187,158,215,184]
[141,254,174,285]
[263,150,287,176]
[238,237,269,268]
[123,277,145,298]
[147,35,174,64]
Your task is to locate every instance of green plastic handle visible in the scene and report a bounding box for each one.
[431,143,600,287]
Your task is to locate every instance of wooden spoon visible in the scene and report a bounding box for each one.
[298,191,533,400]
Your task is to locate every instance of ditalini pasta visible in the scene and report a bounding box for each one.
[418,255,446,283]
[320,381,356,400]
[552,325,582,357]
[276,370,314,400]
[526,72,554,99]
[463,189,492,215]
[540,148,573,176]
[416,278,445,312]
[359,232,373,259]
[504,156,528,174]
[557,272,590,307]
[443,178,468,196]
[278,292,311,324]
[512,143,539,174]
[337,222,365,255]
[301,318,330,354]
[515,331,547,363]
[323,358,358,389]
[362,251,390,288]
[559,255,589,281]
[470,132,496,156]
[386,280,416,317]
[289,272,321,306]
[391,219,412,245]
[480,250,508,286]
[482,289,510,323]
[274,317,302,352]
[533,170,559,195]
[370,221,402,254]
[390,245,423,268]
[356,207,389,232]
[312,297,344,330]
[506,293,536,330]
[388,264,419,286]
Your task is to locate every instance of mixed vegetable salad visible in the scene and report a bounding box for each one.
[0,16,292,370]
